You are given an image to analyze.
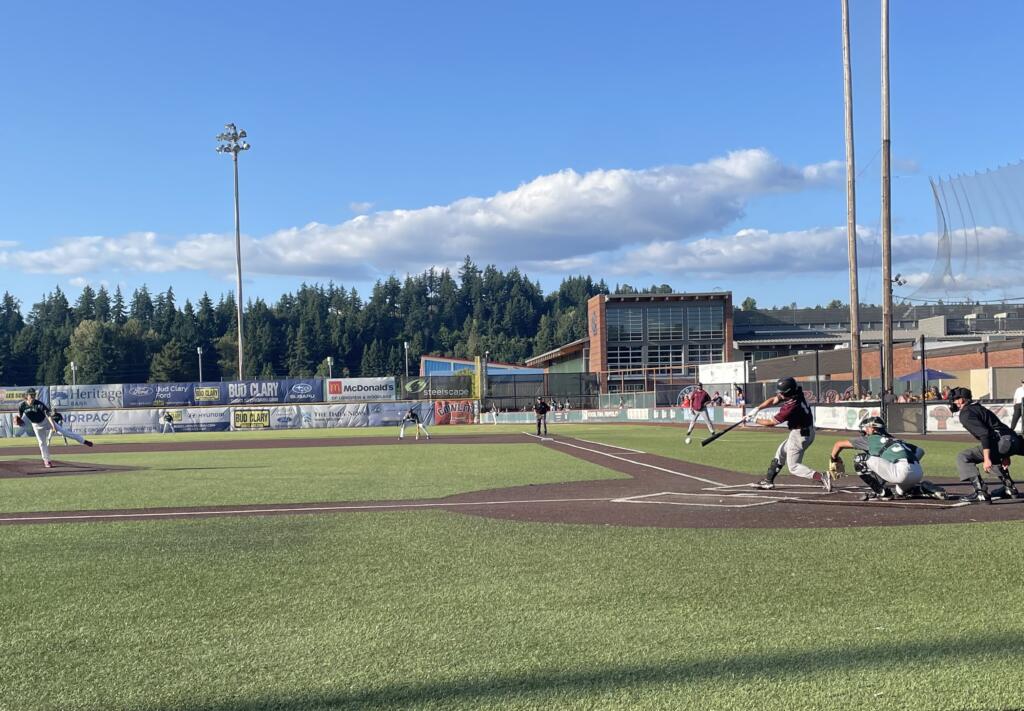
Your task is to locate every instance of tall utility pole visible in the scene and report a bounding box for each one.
[880,0,894,395]
[216,123,251,381]
[841,0,863,397]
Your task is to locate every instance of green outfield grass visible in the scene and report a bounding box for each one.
[0,443,625,513]
[1,512,1022,711]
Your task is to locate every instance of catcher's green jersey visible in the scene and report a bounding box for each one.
[852,434,919,464]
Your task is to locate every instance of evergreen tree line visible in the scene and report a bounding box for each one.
[0,258,609,386]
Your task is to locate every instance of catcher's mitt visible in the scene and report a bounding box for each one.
[14,415,23,427]
[828,456,846,477]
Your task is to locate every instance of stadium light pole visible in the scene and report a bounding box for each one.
[70,361,77,387]
[197,346,204,382]
[880,0,894,395]
[216,123,251,381]
[327,356,334,379]
[404,341,409,378]
[841,0,863,397]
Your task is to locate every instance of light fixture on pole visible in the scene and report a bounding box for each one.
[404,341,409,378]
[70,361,77,387]
[216,123,251,381]
[197,346,204,382]
[327,356,334,379]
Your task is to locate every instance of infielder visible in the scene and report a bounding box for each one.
[161,411,176,434]
[534,397,550,436]
[829,416,945,500]
[17,388,93,468]
[47,409,69,446]
[949,387,1022,503]
[750,377,832,492]
[399,407,430,440]
[684,383,715,444]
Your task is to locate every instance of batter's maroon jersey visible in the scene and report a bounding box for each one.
[774,390,813,430]
[690,389,710,411]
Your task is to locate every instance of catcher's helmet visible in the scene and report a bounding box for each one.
[776,377,798,397]
[859,415,886,433]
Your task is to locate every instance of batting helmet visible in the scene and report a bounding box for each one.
[776,377,798,397]
[858,415,887,433]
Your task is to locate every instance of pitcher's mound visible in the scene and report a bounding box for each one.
[0,460,142,479]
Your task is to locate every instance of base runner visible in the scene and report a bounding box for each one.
[399,407,431,440]
[750,377,832,492]
[17,388,93,468]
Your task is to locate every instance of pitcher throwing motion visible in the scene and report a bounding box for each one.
[750,377,832,492]
[17,388,93,468]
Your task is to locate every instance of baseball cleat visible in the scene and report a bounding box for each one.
[43,461,53,469]
[684,436,691,445]
[752,478,775,490]
[961,490,993,504]
[819,470,833,493]
[84,440,94,447]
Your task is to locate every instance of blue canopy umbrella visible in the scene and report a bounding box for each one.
[897,368,956,383]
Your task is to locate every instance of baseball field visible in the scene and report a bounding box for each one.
[1,424,1022,710]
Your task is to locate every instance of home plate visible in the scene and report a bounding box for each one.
[612,491,779,509]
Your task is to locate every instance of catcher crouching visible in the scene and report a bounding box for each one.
[829,415,945,501]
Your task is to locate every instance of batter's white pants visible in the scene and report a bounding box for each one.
[31,421,85,463]
[867,457,924,493]
[399,421,429,438]
[686,408,715,435]
[774,427,818,479]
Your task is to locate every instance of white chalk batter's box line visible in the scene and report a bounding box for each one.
[612,491,779,509]
[703,483,862,497]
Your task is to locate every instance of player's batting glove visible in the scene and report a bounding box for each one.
[828,457,846,477]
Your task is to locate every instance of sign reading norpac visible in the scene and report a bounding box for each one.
[123,382,194,407]
[51,384,124,409]
[325,377,396,402]
[0,386,49,411]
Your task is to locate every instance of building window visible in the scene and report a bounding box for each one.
[648,344,684,370]
[647,306,684,340]
[607,307,643,342]
[607,345,643,371]
[688,343,724,364]
[687,304,724,340]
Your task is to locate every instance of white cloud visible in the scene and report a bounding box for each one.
[0,149,841,281]
[0,240,17,249]
[68,277,89,288]
[349,201,374,214]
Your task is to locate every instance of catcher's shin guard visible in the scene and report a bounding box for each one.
[853,453,870,474]
[765,457,782,483]
[857,472,886,496]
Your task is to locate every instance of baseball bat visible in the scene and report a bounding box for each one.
[700,409,759,447]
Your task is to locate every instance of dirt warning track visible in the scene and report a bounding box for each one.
[1,433,1023,528]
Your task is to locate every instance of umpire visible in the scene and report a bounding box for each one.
[534,397,550,436]
[949,387,1023,503]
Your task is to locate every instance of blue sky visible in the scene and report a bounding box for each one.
[2,0,1022,312]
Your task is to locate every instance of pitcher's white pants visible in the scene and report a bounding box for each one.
[32,421,85,462]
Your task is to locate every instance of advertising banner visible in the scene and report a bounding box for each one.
[0,385,49,411]
[231,407,273,430]
[50,384,124,410]
[225,381,287,405]
[369,401,434,427]
[192,383,228,406]
[301,403,370,428]
[325,377,396,402]
[61,408,160,435]
[123,382,195,408]
[269,405,303,429]
[400,376,473,401]
[280,379,322,403]
[434,400,475,425]
[173,406,231,433]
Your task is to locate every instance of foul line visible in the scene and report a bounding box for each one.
[532,434,722,487]
[0,496,616,524]
[570,437,645,454]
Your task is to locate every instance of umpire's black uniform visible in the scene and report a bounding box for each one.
[534,398,550,436]
[951,387,1023,501]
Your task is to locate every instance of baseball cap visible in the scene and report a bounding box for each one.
[25,387,36,397]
